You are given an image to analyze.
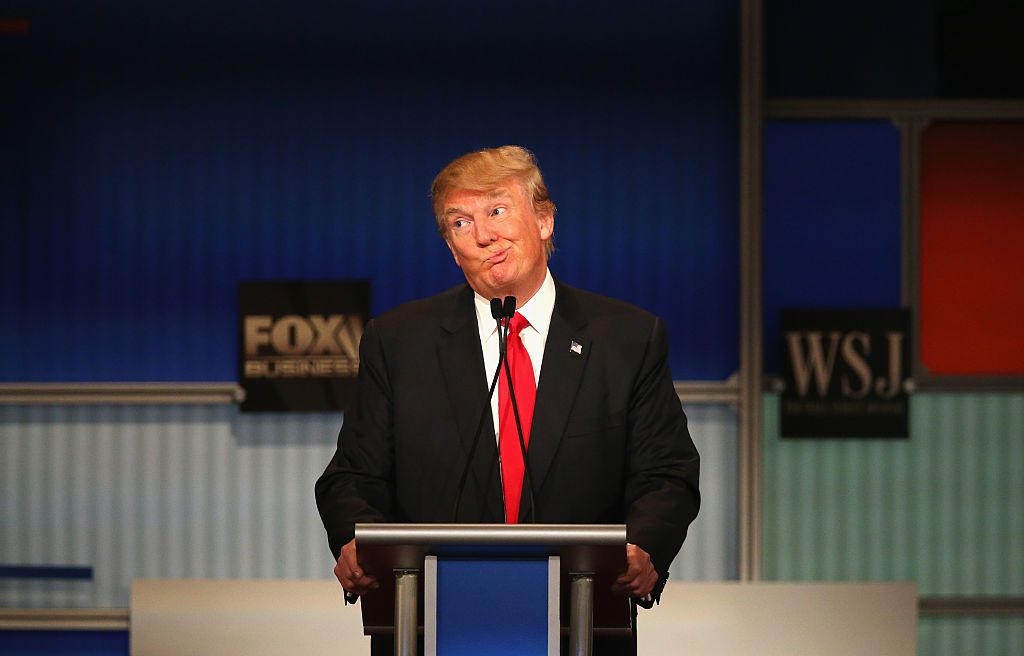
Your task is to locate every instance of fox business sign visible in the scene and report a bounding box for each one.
[780,309,910,438]
[238,281,370,412]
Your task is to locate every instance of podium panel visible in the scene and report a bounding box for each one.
[433,558,549,655]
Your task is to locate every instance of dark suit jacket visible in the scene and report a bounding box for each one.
[316,279,700,576]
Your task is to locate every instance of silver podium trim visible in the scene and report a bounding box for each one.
[357,523,625,546]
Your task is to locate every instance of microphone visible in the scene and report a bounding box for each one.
[502,296,516,321]
[496,298,509,360]
[500,295,537,524]
[450,298,508,522]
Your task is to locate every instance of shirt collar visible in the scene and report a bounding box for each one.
[473,268,556,345]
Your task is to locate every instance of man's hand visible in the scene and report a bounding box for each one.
[612,543,659,599]
[334,538,379,596]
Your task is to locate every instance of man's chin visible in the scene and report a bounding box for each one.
[481,269,514,290]
[468,278,510,300]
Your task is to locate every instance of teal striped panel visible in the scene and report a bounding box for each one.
[763,392,1024,596]
[919,616,1024,656]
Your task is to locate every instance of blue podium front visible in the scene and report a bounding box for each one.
[355,524,629,656]
[430,557,553,655]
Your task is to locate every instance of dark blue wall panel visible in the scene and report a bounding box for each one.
[766,0,1024,98]
[766,0,937,98]
[2,1,738,382]
[762,120,903,374]
[0,630,127,656]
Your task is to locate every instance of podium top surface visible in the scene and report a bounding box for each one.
[356,523,626,546]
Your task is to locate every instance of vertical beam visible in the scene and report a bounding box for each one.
[568,573,594,656]
[898,118,927,384]
[394,569,420,656]
[739,0,765,581]
[548,557,561,655]
[424,557,437,656]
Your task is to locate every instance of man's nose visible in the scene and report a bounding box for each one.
[473,218,497,245]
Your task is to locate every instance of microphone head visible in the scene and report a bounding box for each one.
[502,296,517,318]
[490,298,504,321]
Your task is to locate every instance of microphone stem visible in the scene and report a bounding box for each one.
[450,314,506,523]
[502,334,537,524]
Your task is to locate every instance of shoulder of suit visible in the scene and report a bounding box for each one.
[555,280,660,326]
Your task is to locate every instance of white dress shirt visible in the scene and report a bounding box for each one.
[472,268,556,442]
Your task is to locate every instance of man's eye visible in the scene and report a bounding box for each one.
[453,219,469,229]
[491,207,507,216]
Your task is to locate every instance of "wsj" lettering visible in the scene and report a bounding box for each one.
[785,330,904,399]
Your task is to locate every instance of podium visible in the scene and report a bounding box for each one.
[355,524,630,656]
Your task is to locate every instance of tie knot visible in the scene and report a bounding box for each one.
[509,312,529,336]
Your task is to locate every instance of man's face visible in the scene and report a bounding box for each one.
[442,180,553,302]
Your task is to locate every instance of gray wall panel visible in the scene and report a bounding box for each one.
[1,400,739,608]
[0,405,341,608]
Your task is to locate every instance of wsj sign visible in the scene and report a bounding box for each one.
[780,309,910,438]
[238,281,370,412]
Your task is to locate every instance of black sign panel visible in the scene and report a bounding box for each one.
[780,309,910,438]
[238,281,370,412]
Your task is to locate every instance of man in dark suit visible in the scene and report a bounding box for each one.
[316,146,700,651]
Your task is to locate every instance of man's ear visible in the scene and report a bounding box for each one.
[538,211,554,241]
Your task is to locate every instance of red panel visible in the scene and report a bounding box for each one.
[0,18,29,33]
[920,121,1024,375]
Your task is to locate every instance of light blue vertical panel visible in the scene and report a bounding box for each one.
[669,404,738,581]
[763,392,1024,595]
[0,398,739,609]
[918,617,1024,656]
[0,404,342,608]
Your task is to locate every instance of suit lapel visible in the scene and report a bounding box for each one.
[527,281,590,503]
[438,285,504,521]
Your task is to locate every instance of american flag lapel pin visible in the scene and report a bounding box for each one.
[570,340,583,356]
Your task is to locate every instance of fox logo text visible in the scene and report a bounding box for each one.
[237,280,370,412]
[243,314,362,378]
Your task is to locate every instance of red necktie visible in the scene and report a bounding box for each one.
[498,312,536,524]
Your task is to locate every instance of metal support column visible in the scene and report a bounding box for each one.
[568,573,594,656]
[394,569,420,656]
[739,0,765,582]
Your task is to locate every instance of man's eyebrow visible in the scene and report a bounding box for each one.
[444,190,514,216]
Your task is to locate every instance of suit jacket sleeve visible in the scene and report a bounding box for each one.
[315,319,396,560]
[623,316,701,577]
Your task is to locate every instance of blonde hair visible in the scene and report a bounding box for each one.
[431,145,556,258]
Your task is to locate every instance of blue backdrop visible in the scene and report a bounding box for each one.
[2,1,739,382]
[762,120,903,374]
